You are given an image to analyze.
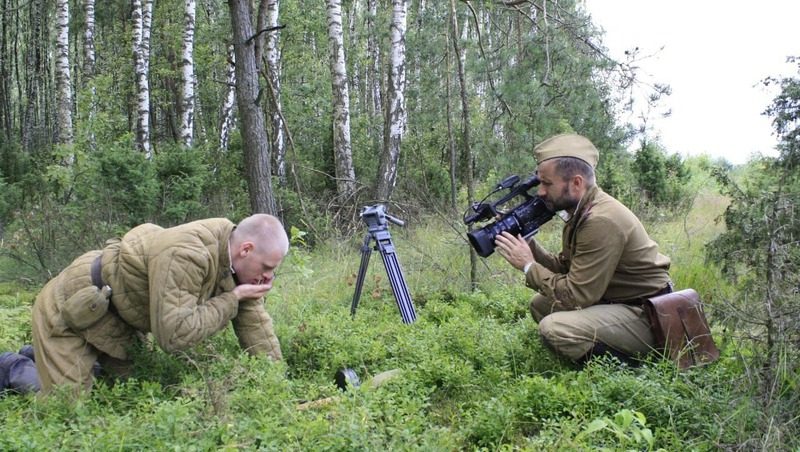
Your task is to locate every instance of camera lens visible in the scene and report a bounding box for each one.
[467,215,521,257]
[467,228,494,257]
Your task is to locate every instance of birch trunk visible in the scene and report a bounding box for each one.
[326,0,357,201]
[132,0,154,158]
[83,0,95,77]
[82,0,96,147]
[375,0,408,202]
[366,0,381,119]
[180,0,196,147]
[219,44,237,152]
[265,0,287,186]
[55,0,73,147]
[228,0,277,215]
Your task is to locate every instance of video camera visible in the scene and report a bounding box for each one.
[463,174,555,257]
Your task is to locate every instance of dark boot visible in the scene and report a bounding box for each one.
[0,352,40,394]
[18,345,35,361]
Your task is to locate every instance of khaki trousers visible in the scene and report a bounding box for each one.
[530,293,655,361]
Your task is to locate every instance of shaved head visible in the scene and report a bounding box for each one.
[233,214,289,256]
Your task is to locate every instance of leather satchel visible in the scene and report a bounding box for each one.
[643,288,720,369]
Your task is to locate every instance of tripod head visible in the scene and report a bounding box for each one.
[360,204,405,231]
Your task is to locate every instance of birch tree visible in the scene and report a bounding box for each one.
[82,0,97,147]
[366,0,381,121]
[264,0,287,186]
[54,0,73,148]
[326,0,357,201]
[375,0,408,202]
[133,0,154,158]
[82,0,95,78]
[219,45,237,152]
[180,0,196,147]
[228,0,277,215]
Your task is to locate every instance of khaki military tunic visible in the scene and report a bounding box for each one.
[32,219,282,394]
[524,186,671,361]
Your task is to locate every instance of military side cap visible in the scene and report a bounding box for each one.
[534,133,599,168]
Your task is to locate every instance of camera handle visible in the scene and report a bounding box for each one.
[350,206,417,324]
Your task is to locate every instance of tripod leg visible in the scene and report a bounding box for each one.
[380,250,417,324]
[373,231,416,324]
[350,234,373,318]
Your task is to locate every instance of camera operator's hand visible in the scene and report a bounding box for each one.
[233,282,272,301]
[495,231,534,271]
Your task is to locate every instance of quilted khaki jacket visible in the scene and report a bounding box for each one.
[99,218,282,359]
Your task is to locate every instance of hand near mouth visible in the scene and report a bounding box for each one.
[233,282,273,300]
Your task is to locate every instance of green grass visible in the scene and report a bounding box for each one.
[0,189,793,450]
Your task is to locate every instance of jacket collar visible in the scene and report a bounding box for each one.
[217,224,237,293]
[567,184,600,229]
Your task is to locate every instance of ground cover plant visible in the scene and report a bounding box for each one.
[2,185,793,450]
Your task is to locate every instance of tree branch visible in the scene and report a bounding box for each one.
[246,24,286,46]
[459,0,514,118]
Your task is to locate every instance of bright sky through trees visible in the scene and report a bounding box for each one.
[585,0,800,164]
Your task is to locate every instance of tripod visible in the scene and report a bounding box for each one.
[350,205,417,324]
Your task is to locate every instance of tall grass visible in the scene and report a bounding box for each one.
[0,187,792,450]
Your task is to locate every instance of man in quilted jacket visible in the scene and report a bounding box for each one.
[494,134,673,365]
[31,213,289,394]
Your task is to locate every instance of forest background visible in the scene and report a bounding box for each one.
[0,0,798,449]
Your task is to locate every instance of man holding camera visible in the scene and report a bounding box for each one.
[30,213,288,395]
[494,133,672,365]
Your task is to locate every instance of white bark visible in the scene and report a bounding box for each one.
[133,0,154,159]
[265,0,287,186]
[83,0,96,77]
[326,0,357,200]
[142,0,153,66]
[219,45,237,152]
[376,0,408,201]
[367,0,381,117]
[55,0,73,147]
[83,0,97,147]
[180,0,196,147]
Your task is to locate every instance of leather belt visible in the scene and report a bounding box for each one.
[91,254,105,290]
[91,254,119,315]
[599,282,674,307]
